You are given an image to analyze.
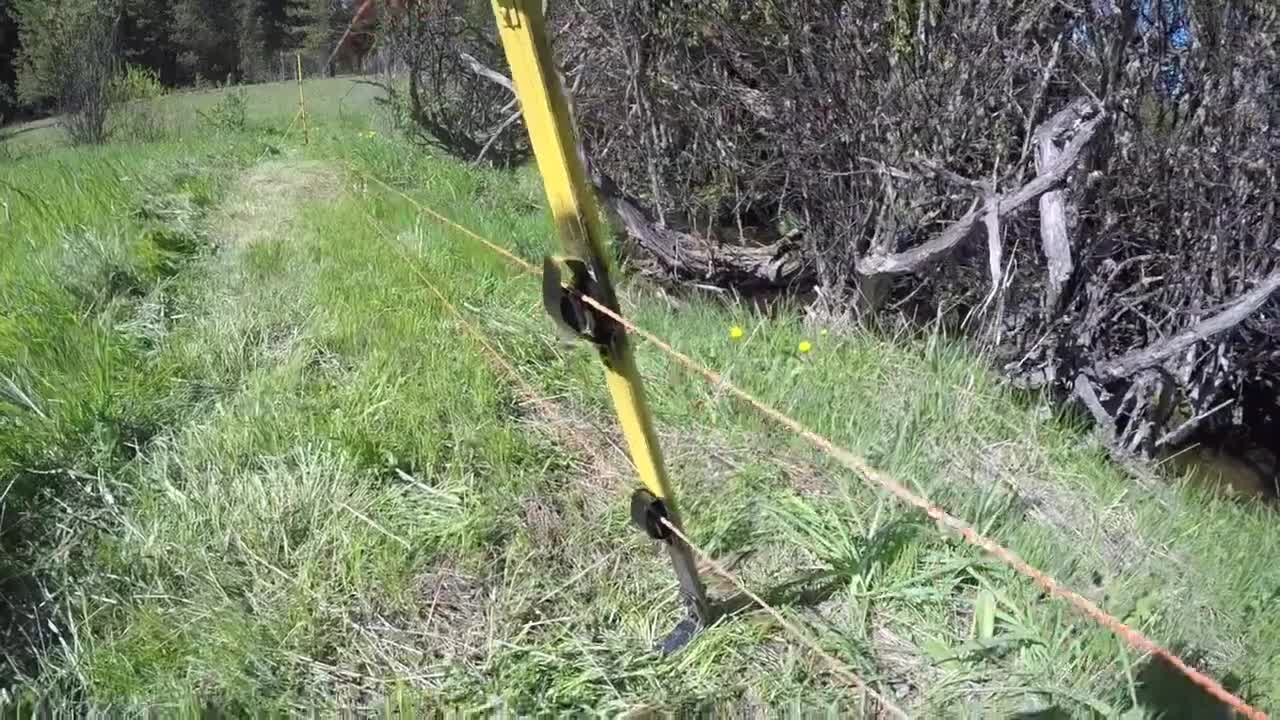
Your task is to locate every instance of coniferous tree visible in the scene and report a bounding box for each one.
[172,0,240,83]
[0,0,21,119]
[118,0,178,83]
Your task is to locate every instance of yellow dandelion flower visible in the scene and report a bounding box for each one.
[798,340,812,354]
[729,326,745,340]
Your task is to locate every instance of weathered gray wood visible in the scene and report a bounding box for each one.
[857,101,1102,277]
[593,171,810,288]
[459,52,515,92]
[1094,267,1280,379]
[983,190,1002,289]
[1072,374,1116,442]
[1035,100,1090,311]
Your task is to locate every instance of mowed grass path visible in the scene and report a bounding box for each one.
[2,79,1278,716]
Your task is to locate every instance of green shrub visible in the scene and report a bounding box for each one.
[107,65,170,142]
[198,85,248,132]
[109,65,165,104]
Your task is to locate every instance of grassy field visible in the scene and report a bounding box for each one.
[2,77,1279,717]
[0,75,382,160]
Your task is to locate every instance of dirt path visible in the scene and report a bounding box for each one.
[213,159,344,247]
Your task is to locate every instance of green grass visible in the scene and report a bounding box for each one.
[0,76,381,160]
[2,78,1278,717]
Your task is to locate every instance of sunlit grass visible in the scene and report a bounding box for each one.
[1,77,1276,716]
[0,76,381,159]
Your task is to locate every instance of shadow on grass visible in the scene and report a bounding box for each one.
[701,546,1256,720]
[708,518,924,623]
[1010,644,1253,720]
[1133,646,1249,720]
[1010,709,1074,720]
[0,568,50,692]
[714,569,842,619]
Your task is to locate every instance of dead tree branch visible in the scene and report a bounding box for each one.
[1035,99,1091,311]
[857,103,1103,277]
[1094,268,1280,380]
[593,171,811,289]
[459,52,514,93]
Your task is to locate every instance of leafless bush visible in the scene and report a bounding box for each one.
[378,0,527,166]
[550,0,1279,459]
[382,0,1277,458]
[1047,4,1280,456]
[557,0,1078,289]
[59,9,118,145]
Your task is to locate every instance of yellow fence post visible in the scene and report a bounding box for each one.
[296,53,309,145]
[489,0,712,637]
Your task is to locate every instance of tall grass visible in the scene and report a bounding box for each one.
[332,132,1280,716]
[0,139,252,700]
[1,79,1277,716]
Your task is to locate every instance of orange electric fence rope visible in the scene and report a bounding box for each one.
[353,167,1268,720]
[354,204,906,718]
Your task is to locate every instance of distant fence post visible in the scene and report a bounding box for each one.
[296,53,309,145]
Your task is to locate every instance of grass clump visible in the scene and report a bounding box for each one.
[0,138,255,700]
[197,86,249,134]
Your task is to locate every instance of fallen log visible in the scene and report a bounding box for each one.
[592,170,813,290]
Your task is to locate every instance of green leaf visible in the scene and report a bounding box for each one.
[974,588,996,640]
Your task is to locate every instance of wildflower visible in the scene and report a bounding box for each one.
[819,328,829,337]
[798,340,812,354]
[729,325,745,340]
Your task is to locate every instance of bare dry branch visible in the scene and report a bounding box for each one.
[594,171,810,289]
[458,52,514,93]
[857,103,1102,277]
[1094,268,1280,380]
